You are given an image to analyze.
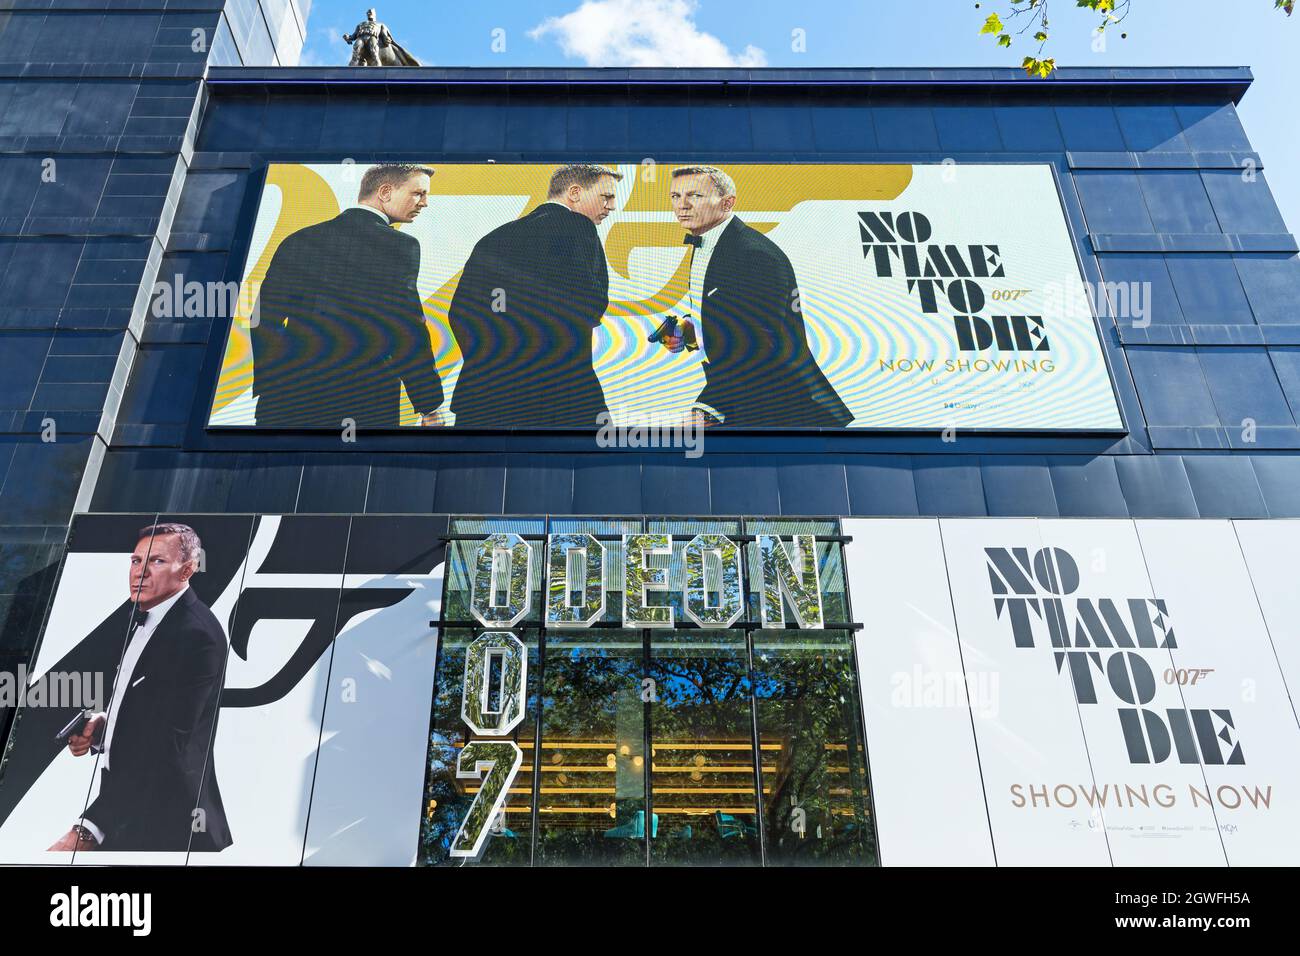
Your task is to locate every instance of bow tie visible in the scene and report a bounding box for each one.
[683,234,703,248]
[129,606,151,633]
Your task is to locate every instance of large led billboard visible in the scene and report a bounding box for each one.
[207,161,1122,431]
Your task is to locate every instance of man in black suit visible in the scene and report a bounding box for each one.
[251,163,445,428]
[448,163,622,427]
[660,166,854,428]
[50,524,232,853]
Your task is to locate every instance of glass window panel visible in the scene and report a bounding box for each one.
[444,517,545,623]
[419,629,540,867]
[548,518,640,623]
[647,518,742,622]
[534,631,647,865]
[753,630,876,866]
[260,0,303,64]
[649,631,760,865]
[209,16,242,67]
[224,0,277,66]
[744,518,847,624]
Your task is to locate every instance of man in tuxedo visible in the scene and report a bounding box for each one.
[251,163,445,428]
[50,524,232,853]
[659,166,854,428]
[448,163,622,427]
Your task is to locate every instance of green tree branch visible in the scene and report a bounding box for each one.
[977,0,1292,78]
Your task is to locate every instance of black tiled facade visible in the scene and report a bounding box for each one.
[0,0,304,742]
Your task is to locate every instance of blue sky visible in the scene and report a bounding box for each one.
[302,0,1300,229]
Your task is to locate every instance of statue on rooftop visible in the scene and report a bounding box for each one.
[344,8,420,66]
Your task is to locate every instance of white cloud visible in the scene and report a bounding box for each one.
[298,25,351,66]
[529,0,767,68]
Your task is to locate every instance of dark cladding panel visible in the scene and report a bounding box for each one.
[708,456,780,516]
[364,455,437,514]
[1045,455,1129,518]
[1181,456,1269,519]
[844,455,919,517]
[572,456,642,515]
[1250,456,1300,517]
[642,457,710,515]
[432,456,506,515]
[913,456,986,517]
[773,457,850,516]
[295,456,372,514]
[980,456,1060,518]
[503,455,574,515]
[1114,455,1199,518]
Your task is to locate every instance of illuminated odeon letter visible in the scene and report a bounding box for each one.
[546,533,605,627]
[757,534,824,629]
[683,533,743,628]
[451,741,522,859]
[469,533,532,627]
[460,632,528,736]
[623,533,673,628]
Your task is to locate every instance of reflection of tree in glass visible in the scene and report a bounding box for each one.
[419,637,537,867]
[754,636,877,866]
[649,636,761,865]
[533,638,646,866]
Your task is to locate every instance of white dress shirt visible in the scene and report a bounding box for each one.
[82,584,189,843]
[685,213,733,422]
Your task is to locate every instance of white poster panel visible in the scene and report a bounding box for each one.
[1233,520,1300,727]
[940,518,1112,865]
[1135,520,1300,866]
[0,515,256,868]
[186,515,343,867]
[0,551,132,866]
[843,518,995,866]
[1035,520,1225,865]
[302,566,443,866]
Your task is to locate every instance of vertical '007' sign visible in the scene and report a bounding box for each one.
[449,631,527,858]
[447,530,825,858]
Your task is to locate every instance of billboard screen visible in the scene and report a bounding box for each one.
[207,161,1122,431]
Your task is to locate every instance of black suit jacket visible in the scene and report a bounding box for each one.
[448,203,610,427]
[251,207,443,428]
[695,217,854,428]
[83,588,232,852]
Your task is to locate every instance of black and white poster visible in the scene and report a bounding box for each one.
[0,514,446,866]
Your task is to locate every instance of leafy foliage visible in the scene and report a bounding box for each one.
[978,0,1292,77]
